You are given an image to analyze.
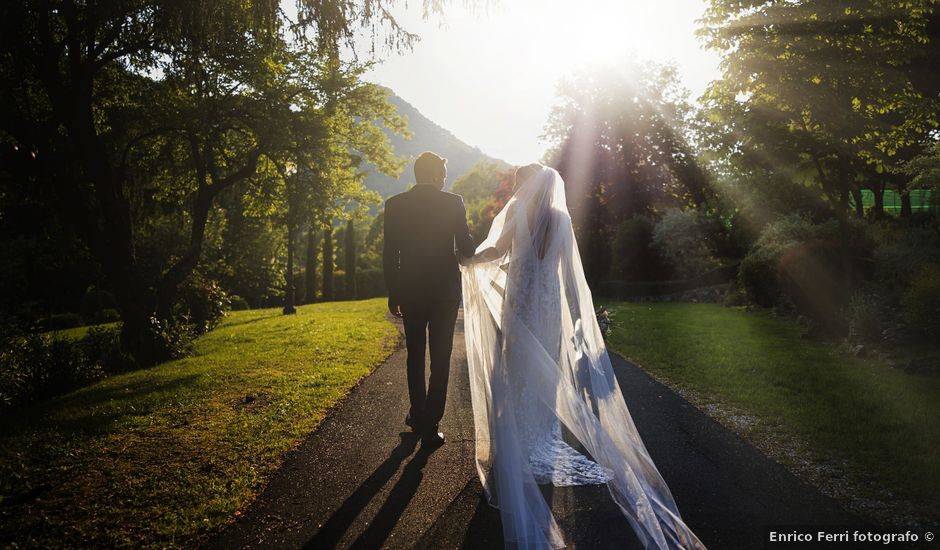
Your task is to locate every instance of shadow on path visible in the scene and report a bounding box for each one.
[303,432,422,549]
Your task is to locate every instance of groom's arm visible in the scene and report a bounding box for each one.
[454,195,476,259]
[382,200,402,317]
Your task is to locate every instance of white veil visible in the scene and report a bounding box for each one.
[460,166,708,549]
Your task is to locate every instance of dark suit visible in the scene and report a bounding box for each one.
[383,184,475,430]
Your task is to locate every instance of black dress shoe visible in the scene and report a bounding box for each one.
[422,430,445,447]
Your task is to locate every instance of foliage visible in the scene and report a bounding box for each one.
[697,0,940,222]
[738,214,842,306]
[847,292,884,342]
[871,221,940,292]
[609,215,668,282]
[651,208,721,279]
[903,139,940,190]
[0,0,419,364]
[902,264,940,339]
[595,306,615,339]
[0,332,112,409]
[40,313,84,332]
[450,159,515,243]
[177,272,231,335]
[229,296,251,311]
[738,213,874,334]
[145,315,196,361]
[544,61,712,282]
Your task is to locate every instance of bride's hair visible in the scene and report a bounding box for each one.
[513,163,544,192]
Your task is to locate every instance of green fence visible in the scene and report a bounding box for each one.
[849,189,938,213]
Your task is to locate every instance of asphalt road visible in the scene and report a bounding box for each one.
[204,310,881,550]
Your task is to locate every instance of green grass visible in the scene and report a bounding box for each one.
[46,322,120,341]
[0,298,400,548]
[605,302,940,526]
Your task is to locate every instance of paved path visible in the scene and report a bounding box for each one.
[205,310,876,550]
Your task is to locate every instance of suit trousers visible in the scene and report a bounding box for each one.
[400,299,460,431]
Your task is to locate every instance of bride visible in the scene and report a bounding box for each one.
[459,163,707,549]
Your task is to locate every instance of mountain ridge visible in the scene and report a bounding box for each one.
[362,90,504,198]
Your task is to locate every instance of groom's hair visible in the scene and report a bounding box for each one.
[414,151,447,184]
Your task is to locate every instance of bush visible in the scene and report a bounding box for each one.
[847,292,883,342]
[738,213,873,335]
[80,326,135,374]
[356,268,386,299]
[80,286,117,321]
[41,312,84,331]
[229,295,250,311]
[610,215,668,281]
[871,223,940,293]
[777,239,849,335]
[902,264,940,339]
[0,333,105,408]
[92,308,121,324]
[651,208,720,279]
[178,272,230,335]
[147,315,196,360]
[738,214,842,306]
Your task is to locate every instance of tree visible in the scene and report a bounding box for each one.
[697,0,939,221]
[543,61,713,283]
[322,223,334,301]
[450,159,514,243]
[345,218,357,299]
[0,0,422,363]
[304,227,320,303]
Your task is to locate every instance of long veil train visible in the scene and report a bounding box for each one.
[460,166,708,549]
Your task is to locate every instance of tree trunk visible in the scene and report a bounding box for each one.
[901,192,913,218]
[851,186,865,218]
[283,219,297,315]
[872,182,885,219]
[345,218,356,300]
[322,222,334,301]
[304,225,319,304]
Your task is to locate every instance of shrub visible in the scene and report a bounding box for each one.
[777,239,849,335]
[738,213,872,334]
[356,268,386,299]
[147,315,195,360]
[0,333,105,408]
[229,295,250,311]
[847,292,883,342]
[738,214,841,306]
[872,223,940,293]
[178,272,230,335]
[80,286,117,321]
[92,308,121,324]
[41,313,84,331]
[610,215,668,281]
[651,208,720,279]
[80,326,135,374]
[902,264,940,339]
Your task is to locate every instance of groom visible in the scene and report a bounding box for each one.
[383,151,476,446]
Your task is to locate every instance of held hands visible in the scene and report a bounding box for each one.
[459,247,501,267]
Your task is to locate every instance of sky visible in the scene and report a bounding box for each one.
[355,0,724,165]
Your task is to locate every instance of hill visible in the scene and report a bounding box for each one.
[362,91,503,197]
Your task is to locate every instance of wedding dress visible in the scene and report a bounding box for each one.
[460,166,707,549]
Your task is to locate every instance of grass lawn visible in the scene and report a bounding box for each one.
[0,298,400,547]
[52,321,120,341]
[604,302,940,528]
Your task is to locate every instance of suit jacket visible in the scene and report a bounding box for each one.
[383,184,476,303]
